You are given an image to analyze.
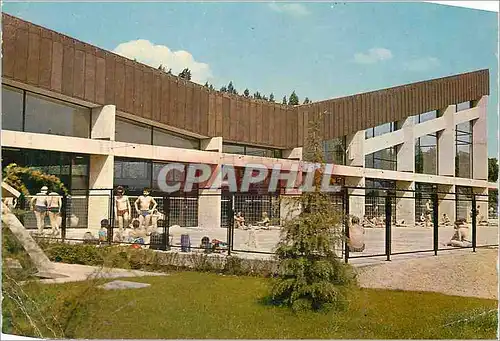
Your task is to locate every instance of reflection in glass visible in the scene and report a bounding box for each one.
[114,158,152,191]
[323,137,346,165]
[115,118,151,145]
[2,85,23,131]
[24,93,91,138]
[365,147,397,171]
[455,122,472,178]
[153,128,199,149]
[456,101,471,112]
[365,178,396,223]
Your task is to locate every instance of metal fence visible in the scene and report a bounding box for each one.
[9,186,499,262]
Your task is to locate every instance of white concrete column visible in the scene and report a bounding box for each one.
[397,117,415,173]
[198,137,222,229]
[438,105,456,177]
[396,181,415,226]
[283,147,303,161]
[91,105,116,140]
[280,147,303,223]
[345,176,365,220]
[438,184,455,223]
[87,154,114,232]
[346,131,364,167]
[472,96,488,180]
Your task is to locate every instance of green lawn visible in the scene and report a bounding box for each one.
[5,271,497,339]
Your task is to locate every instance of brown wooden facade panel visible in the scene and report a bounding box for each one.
[2,24,16,78]
[103,54,115,106]
[73,49,85,99]
[142,70,153,120]
[151,73,161,122]
[50,41,64,92]
[248,102,257,144]
[94,56,106,104]
[199,88,209,136]
[215,93,223,136]
[256,102,263,143]
[61,45,75,97]
[168,77,178,127]
[26,32,40,85]
[124,62,135,114]
[222,96,231,138]
[207,92,216,136]
[159,75,169,124]
[13,28,29,82]
[114,61,126,111]
[0,13,491,149]
[83,52,95,102]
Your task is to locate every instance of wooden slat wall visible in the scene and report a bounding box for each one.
[2,13,491,150]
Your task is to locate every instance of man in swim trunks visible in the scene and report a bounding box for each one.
[114,186,131,240]
[134,188,157,232]
[30,186,48,234]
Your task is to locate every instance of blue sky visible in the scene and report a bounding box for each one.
[3,1,498,157]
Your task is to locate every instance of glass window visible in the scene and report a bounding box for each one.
[2,85,23,131]
[246,147,274,158]
[456,186,473,221]
[365,178,396,223]
[323,137,346,165]
[365,146,397,171]
[115,118,152,145]
[24,92,90,138]
[456,101,471,112]
[1,147,88,193]
[366,121,397,139]
[418,110,437,124]
[223,144,245,155]
[455,122,472,178]
[153,128,199,149]
[71,155,90,190]
[114,158,152,192]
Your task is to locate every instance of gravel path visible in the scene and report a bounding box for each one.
[356,248,498,299]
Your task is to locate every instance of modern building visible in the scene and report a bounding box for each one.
[1,13,496,231]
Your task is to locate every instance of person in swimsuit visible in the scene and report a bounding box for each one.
[47,191,62,236]
[30,186,48,234]
[134,188,157,232]
[114,186,131,240]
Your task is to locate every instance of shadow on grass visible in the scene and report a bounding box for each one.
[257,295,281,308]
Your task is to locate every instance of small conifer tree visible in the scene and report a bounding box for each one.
[270,111,356,312]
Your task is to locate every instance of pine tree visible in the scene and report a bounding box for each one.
[288,91,299,105]
[269,93,275,102]
[178,68,192,80]
[262,95,268,101]
[282,96,287,105]
[204,81,209,88]
[303,97,311,104]
[227,81,236,94]
[158,64,166,72]
[209,84,215,91]
[270,112,355,312]
[253,91,262,100]
[244,88,250,97]
[167,68,172,75]
[220,86,228,92]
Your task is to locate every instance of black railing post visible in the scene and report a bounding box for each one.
[472,195,477,252]
[108,190,114,245]
[432,191,439,256]
[227,195,234,255]
[164,196,171,251]
[385,192,392,261]
[343,188,350,264]
[61,194,67,242]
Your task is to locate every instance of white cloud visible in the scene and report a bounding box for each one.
[113,39,212,84]
[404,57,440,71]
[354,48,393,64]
[268,2,310,16]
